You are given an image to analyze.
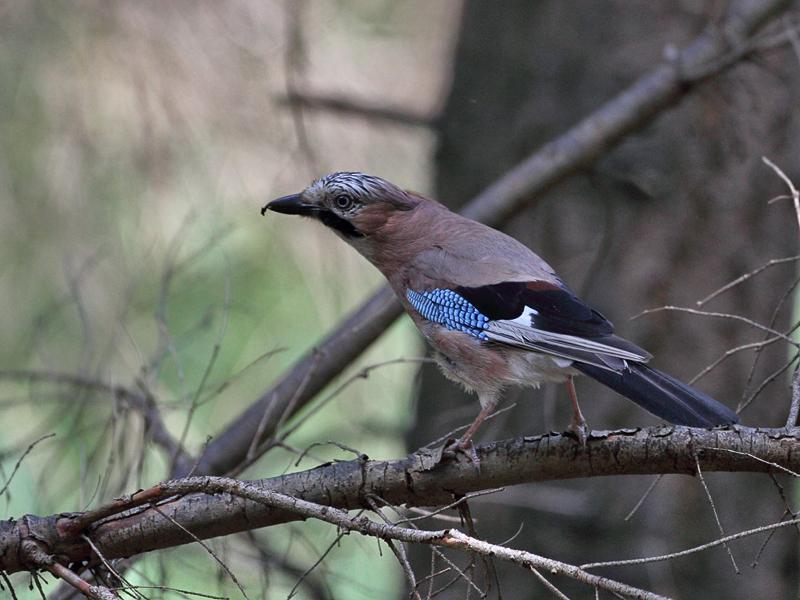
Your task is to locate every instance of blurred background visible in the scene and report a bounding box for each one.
[2,1,799,598]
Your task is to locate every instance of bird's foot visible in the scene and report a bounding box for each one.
[565,376,589,447]
[442,437,481,469]
[569,416,589,448]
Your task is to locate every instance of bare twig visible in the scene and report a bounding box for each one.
[582,517,800,570]
[700,446,800,478]
[696,255,800,307]
[751,473,800,567]
[172,266,231,472]
[391,489,505,526]
[762,156,800,233]
[623,475,663,522]
[366,494,485,597]
[688,336,786,385]
[196,346,288,409]
[19,539,121,600]
[285,511,365,600]
[365,497,421,600]
[241,531,330,600]
[0,433,55,497]
[292,441,362,468]
[530,567,572,600]
[47,562,120,600]
[279,357,436,447]
[786,367,800,428]
[438,530,665,600]
[423,403,517,450]
[148,503,250,600]
[400,508,465,525]
[80,535,145,600]
[693,453,739,573]
[416,558,449,599]
[425,550,482,598]
[738,353,798,415]
[235,349,322,475]
[633,306,798,346]
[281,91,434,127]
[740,277,800,411]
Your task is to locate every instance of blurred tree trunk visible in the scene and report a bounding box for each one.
[409,1,800,598]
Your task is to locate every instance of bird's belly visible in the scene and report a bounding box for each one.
[505,349,578,386]
[426,325,576,395]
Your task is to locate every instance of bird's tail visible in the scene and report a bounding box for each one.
[573,362,739,427]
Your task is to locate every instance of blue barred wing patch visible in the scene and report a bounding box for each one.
[406,288,489,340]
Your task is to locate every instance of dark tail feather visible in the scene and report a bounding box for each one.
[574,362,739,427]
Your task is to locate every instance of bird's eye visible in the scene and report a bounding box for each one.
[334,194,354,210]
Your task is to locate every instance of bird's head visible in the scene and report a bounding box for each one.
[262,172,423,248]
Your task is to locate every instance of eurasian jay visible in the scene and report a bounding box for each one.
[263,172,739,453]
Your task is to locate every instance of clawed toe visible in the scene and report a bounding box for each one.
[457,439,480,466]
[566,376,589,447]
[569,418,589,447]
[442,437,481,468]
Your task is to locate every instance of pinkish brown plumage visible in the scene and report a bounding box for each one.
[264,172,738,454]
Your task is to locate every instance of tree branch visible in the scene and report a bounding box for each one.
[195,0,793,478]
[2,425,799,577]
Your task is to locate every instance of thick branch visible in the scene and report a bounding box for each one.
[3,425,799,575]
[195,0,793,477]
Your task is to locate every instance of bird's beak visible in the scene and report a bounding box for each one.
[261,193,317,217]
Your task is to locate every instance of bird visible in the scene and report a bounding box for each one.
[262,171,739,456]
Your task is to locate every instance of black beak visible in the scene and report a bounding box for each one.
[262,191,365,239]
[261,193,317,217]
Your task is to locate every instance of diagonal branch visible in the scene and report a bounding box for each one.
[194,0,794,478]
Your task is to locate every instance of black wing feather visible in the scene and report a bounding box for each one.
[575,362,739,426]
[455,281,613,337]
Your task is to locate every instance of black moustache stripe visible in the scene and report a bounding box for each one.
[317,210,365,239]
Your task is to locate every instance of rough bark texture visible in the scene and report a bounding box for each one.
[2,426,799,576]
[413,1,800,598]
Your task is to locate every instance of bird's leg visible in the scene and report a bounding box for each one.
[457,404,494,449]
[449,400,497,466]
[566,376,589,447]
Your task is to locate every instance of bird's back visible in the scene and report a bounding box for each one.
[373,197,559,291]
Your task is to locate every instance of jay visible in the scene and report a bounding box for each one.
[263,172,738,453]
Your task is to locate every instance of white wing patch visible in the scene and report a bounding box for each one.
[552,357,574,368]
[507,306,539,326]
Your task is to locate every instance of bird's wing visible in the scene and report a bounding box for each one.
[406,223,559,288]
[405,279,651,372]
